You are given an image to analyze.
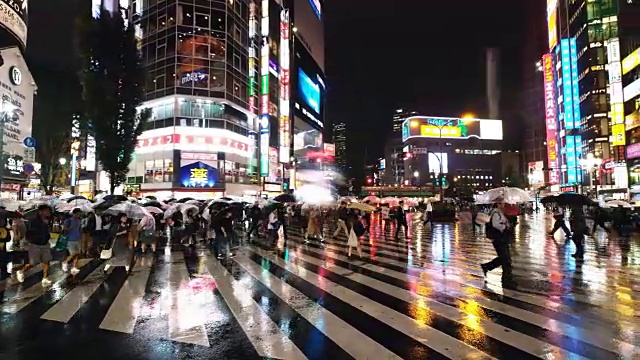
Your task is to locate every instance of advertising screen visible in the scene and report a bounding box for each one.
[298,68,320,113]
[293,0,324,71]
[401,117,502,141]
[294,38,325,130]
[0,0,27,47]
[542,53,560,185]
[179,162,218,188]
[428,153,448,175]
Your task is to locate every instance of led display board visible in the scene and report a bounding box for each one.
[542,53,560,185]
[401,116,502,142]
[278,9,291,163]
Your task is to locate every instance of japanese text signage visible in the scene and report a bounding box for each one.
[259,0,270,177]
[542,53,560,185]
[278,9,291,163]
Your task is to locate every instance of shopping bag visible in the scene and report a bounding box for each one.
[100,248,113,260]
[53,234,69,251]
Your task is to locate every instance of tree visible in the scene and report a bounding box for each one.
[30,66,81,194]
[76,10,150,194]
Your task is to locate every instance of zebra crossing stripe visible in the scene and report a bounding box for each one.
[40,261,106,323]
[279,237,639,358]
[2,260,91,314]
[248,246,495,360]
[99,256,153,334]
[203,251,306,360]
[167,251,210,347]
[232,252,402,360]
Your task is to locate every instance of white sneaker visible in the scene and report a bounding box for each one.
[7,262,12,274]
[70,267,80,275]
[16,270,25,283]
[125,266,130,272]
[62,262,69,272]
[41,278,52,287]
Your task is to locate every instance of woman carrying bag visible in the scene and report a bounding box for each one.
[102,213,133,273]
[346,213,364,259]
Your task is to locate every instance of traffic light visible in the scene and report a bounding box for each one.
[282,181,289,191]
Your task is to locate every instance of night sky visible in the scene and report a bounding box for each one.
[325,0,527,179]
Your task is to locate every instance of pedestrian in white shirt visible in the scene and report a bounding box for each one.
[423,202,433,225]
[480,198,516,289]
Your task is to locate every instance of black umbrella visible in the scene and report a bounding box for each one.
[65,195,87,203]
[540,195,558,205]
[142,200,166,209]
[144,195,158,201]
[544,192,594,207]
[273,194,296,203]
[177,197,195,203]
[101,194,128,202]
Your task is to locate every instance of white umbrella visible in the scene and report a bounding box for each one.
[603,200,633,209]
[0,199,24,211]
[56,203,93,213]
[477,187,532,204]
[164,203,199,219]
[104,203,152,219]
[362,195,380,204]
[144,206,164,215]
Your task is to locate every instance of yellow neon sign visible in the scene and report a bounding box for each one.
[420,125,461,138]
[190,168,208,183]
[612,124,626,146]
[622,47,640,75]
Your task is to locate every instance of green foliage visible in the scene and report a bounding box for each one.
[76,10,150,194]
[30,66,81,194]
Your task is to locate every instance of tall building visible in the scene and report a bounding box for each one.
[0,0,36,198]
[521,0,547,189]
[384,108,417,185]
[123,0,324,197]
[546,0,640,196]
[333,122,347,170]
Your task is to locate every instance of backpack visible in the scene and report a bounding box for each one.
[353,221,365,237]
[485,211,502,240]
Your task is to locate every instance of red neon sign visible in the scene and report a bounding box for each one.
[543,53,559,185]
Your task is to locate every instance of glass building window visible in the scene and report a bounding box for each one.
[195,13,209,29]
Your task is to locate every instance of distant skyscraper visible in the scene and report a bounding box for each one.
[333,122,347,170]
[392,108,418,134]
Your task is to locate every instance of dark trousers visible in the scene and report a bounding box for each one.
[246,219,260,239]
[395,222,408,239]
[551,218,571,236]
[423,212,432,225]
[483,239,513,284]
[572,232,585,258]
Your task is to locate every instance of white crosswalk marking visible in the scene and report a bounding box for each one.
[2,215,639,360]
[99,256,153,333]
[204,251,306,360]
[165,251,210,347]
[233,252,402,360]
[40,261,106,323]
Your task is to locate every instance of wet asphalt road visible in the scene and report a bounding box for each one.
[0,212,638,360]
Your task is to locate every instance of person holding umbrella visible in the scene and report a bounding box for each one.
[480,197,516,289]
[549,206,571,238]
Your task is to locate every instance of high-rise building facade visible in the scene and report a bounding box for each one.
[383,108,417,185]
[521,0,547,189]
[124,0,324,197]
[332,121,346,170]
[545,0,640,196]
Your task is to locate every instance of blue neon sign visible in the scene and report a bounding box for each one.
[566,135,577,183]
[569,38,581,130]
[561,39,574,129]
[575,134,583,182]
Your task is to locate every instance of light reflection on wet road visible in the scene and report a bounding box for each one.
[0,212,638,359]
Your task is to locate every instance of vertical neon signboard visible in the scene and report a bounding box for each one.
[547,0,558,50]
[248,2,259,115]
[259,0,270,177]
[608,38,626,147]
[566,135,577,183]
[575,134,583,182]
[569,38,581,129]
[278,9,291,163]
[560,39,574,129]
[542,53,560,185]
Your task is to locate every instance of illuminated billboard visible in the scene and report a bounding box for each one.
[608,38,625,147]
[565,135,582,184]
[547,0,558,50]
[401,116,502,142]
[278,9,291,163]
[569,38,581,128]
[542,53,560,185]
[298,68,320,113]
[259,0,270,177]
[560,39,575,130]
[622,47,640,75]
[1,0,27,47]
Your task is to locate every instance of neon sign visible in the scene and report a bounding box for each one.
[190,168,208,185]
[259,0,270,177]
[278,9,291,163]
[420,125,461,138]
[542,53,560,185]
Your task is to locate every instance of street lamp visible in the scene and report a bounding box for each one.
[580,153,602,198]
